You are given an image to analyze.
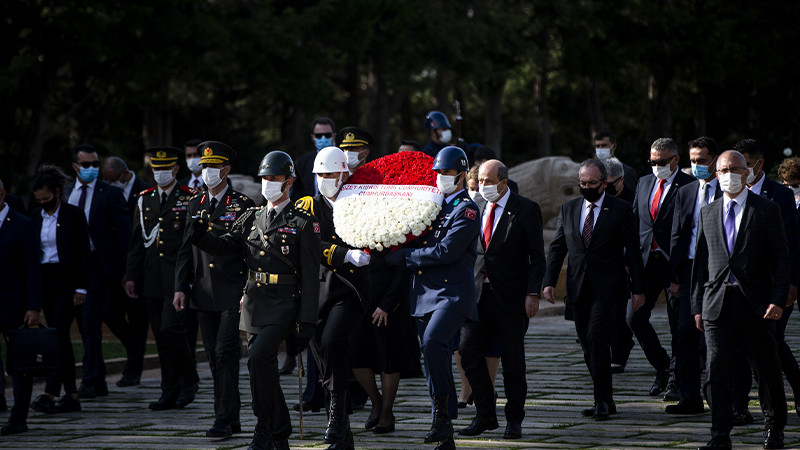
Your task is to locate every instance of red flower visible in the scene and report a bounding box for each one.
[347,151,436,186]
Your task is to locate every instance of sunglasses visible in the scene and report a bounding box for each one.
[647,154,676,167]
[314,133,333,139]
[77,161,100,168]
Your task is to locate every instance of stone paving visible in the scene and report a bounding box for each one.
[2,301,799,449]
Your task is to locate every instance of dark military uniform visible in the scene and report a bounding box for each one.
[193,199,320,441]
[175,184,253,428]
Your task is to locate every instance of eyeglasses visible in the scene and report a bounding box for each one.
[314,133,333,139]
[717,167,746,175]
[610,176,622,185]
[578,180,602,188]
[647,154,676,167]
[78,161,100,168]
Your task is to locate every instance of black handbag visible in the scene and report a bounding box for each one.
[4,324,60,377]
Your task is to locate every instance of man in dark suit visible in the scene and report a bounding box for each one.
[4,193,26,215]
[178,139,206,191]
[630,137,695,396]
[729,139,800,425]
[458,159,545,439]
[0,178,42,435]
[543,159,645,420]
[102,155,151,387]
[67,144,132,398]
[292,117,336,201]
[175,142,254,438]
[692,150,788,450]
[666,137,721,415]
[594,130,638,192]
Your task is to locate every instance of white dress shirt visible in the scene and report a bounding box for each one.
[747,172,766,195]
[0,203,9,231]
[40,203,61,264]
[482,188,511,239]
[579,192,606,230]
[188,173,204,191]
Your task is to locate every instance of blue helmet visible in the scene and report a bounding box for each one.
[432,146,468,171]
[424,110,452,130]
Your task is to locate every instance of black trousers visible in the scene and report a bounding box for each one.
[75,253,113,385]
[146,296,198,396]
[197,309,241,425]
[704,287,786,439]
[40,263,78,396]
[573,288,615,403]
[674,261,703,401]
[310,297,364,393]
[0,325,32,427]
[107,284,148,379]
[247,326,292,440]
[610,297,634,367]
[460,285,529,423]
[627,253,671,372]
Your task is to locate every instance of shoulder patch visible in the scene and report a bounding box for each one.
[464,208,477,220]
[313,222,320,233]
[178,185,198,195]
[294,196,315,215]
[139,186,157,197]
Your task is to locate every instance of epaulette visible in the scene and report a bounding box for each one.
[138,186,157,197]
[294,196,315,216]
[178,185,198,195]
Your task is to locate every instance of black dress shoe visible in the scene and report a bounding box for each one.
[206,420,233,437]
[373,416,395,434]
[697,435,732,449]
[581,400,617,417]
[665,399,704,415]
[610,363,625,374]
[0,422,28,435]
[279,357,296,376]
[0,397,6,412]
[231,421,242,434]
[649,370,670,396]
[364,414,380,429]
[458,414,499,436]
[77,384,97,399]
[503,421,522,439]
[593,401,611,420]
[764,427,784,449]
[54,395,81,414]
[732,408,754,426]
[30,394,56,414]
[175,383,199,409]
[273,438,290,450]
[248,422,273,450]
[293,401,321,413]
[434,436,456,450]
[662,382,680,401]
[149,393,178,411]
[116,374,141,387]
[457,401,467,409]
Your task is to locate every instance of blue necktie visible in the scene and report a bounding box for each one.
[724,201,737,282]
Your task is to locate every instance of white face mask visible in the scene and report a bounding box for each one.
[595,148,612,160]
[109,180,127,189]
[746,167,757,184]
[436,174,459,195]
[344,151,363,170]
[439,129,453,144]
[261,179,285,203]
[153,169,175,188]
[479,184,502,203]
[186,157,201,173]
[202,167,223,189]
[718,172,744,195]
[317,175,341,199]
[652,164,673,180]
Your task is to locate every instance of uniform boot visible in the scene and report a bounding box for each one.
[326,426,354,449]
[324,391,349,444]
[248,420,273,450]
[434,436,456,450]
[424,395,453,444]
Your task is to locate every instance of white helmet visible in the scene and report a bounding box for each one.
[312,146,348,174]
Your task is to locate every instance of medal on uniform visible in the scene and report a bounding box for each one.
[281,246,290,255]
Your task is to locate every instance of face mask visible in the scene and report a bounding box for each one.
[468,190,486,209]
[315,136,332,151]
[580,185,604,203]
[186,157,201,173]
[595,148,612,160]
[718,172,743,195]
[261,180,285,203]
[345,151,364,170]
[438,129,452,144]
[746,167,757,184]
[153,169,175,187]
[79,167,99,183]
[479,184,502,203]
[605,181,618,197]
[436,174,459,195]
[317,175,341,199]
[652,164,673,180]
[40,196,58,212]
[692,163,713,180]
[109,180,126,189]
[202,167,223,189]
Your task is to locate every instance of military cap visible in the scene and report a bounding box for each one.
[146,146,182,169]
[337,126,375,149]
[198,141,237,165]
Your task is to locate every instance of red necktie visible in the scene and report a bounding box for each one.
[650,179,666,249]
[582,203,595,247]
[482,202,497,249]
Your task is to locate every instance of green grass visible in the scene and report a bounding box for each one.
[0,339,157,363]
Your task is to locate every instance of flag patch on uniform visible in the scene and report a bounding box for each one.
[220,212,237,221]
[465,208,477,220]
[313,222,320,233]
[277,227,297,234]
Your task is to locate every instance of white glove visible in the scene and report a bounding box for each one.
[345,249,371,267]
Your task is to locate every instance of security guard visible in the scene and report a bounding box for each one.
[387,146,480,450]
[125,147,199,411]
[191,150,320,450]
[295,146,371,449]
[174,141,254,437]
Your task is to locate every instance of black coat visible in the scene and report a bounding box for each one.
[0,208,42,326]
[668,179,722,283]
[30,202,90,294]
[633,170,695,264]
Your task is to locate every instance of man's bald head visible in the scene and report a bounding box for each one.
[478,159,508,181]
[477,159,509,199]
[717,150,747,169]
[102,156,131,184]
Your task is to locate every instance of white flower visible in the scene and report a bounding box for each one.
[334,196,442,249]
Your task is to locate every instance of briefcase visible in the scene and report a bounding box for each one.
[4,325,60,377]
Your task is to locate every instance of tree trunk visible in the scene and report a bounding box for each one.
[534,72,551,157]
[370,69,391,158]
[435,69,449,111]
[484,77,505,156]
[693,90,707,137]
[648,73,673,141]
[586,76,606,135]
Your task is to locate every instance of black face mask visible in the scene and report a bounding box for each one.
[605,182,618,197]
[580,185,604,203]
[39,196,58,212]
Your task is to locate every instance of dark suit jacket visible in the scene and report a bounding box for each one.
[618,186,635,205]
[476,191,545,314]
[669,179,723,282]
[621,162,638,193]
[5,194,26,215]
[691,192,790,320]
[69,180,131,278]
[124,176,152,223]
[633,170,695,263]
[544,194,645,305]
[31,202,90,294]
[0,208,42,326]
[756,177,800,286]
[291,150,317,201]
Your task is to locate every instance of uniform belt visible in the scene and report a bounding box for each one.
[248,270,298,285]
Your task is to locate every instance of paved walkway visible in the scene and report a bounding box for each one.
[2,302,799,449]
